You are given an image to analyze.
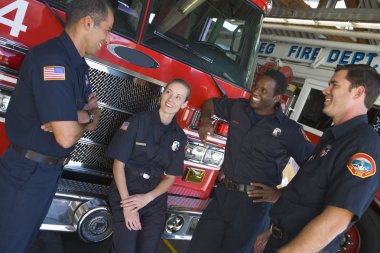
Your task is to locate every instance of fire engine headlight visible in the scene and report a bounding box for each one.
[203,148,224,167]
[185,143,206,162]
[0,91,11,114]
[165,214,184,234]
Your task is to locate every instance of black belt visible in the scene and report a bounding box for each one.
[270,224,288,241]
[126,168,160,180]
[220,178,262,192]
[9,144,69,166]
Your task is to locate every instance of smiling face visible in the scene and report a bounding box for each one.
[160,81,189,115]
[85,8,114,55]
[250,76,281,115]
[322,70,362,125]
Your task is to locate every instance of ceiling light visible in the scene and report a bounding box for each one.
[263,17,380,30]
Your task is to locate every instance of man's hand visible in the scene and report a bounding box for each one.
[41,122,53,133]
[254,229,271,253]
[83,92,99,111]
[247,182,281,203]
[120,193,154,211]
[198,118,214,143]
[122,207,142,231]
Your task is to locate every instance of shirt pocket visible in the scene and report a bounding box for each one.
[131,140,153,162]
[295,161,328,208]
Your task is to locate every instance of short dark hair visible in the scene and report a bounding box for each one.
[66,0,113,28]
[335,64,380,109]
[260,69,288,96]
[166,78,191,101]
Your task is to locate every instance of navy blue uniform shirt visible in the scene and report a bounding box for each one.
[106,110,186,178]
[6,32,91,158]
[213,98,314,185]
[269,115,380,251]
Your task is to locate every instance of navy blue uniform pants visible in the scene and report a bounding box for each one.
[0,148,62,253]
[109,177,167,253]
[188,185,272,253]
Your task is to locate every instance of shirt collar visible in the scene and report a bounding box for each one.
[152,109,177,130]
[58,31,86,69]
[329,114,368,139]
[245,102,286,123]
[273,105,287,123]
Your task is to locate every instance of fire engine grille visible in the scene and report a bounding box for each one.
[82,107,130,145]
[57,178,110,197]
[69,142,113,173]
[88,68,162,113]
[65,63,162,178]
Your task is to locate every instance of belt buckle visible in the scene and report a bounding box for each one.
[271,224,286,240]
[142,173,150,179]
[227,179,236,190]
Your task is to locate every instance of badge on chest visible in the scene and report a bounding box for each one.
[171,141,180,151]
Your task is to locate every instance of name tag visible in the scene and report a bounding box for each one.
[135,142,147,146]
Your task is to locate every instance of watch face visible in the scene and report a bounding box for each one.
[87,110,94,123]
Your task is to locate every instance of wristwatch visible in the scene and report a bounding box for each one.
[85,110,94,124]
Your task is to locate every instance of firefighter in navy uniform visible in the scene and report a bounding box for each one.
[107,79,191,253]
[0,1,114,252]
[188,70,314,253]
[254,64,380,253]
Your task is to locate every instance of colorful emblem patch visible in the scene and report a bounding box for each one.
[43,66,65,80]
[120,121,130,131]
[346,153,376,178]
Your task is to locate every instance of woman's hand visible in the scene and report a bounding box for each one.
[123,207,142,231]
[121,193,154,211]
[254,229,271,253]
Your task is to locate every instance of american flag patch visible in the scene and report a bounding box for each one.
[120,121,130,131]
[43,66,65,81]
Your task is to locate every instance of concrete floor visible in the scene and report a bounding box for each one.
[30,231,189,253]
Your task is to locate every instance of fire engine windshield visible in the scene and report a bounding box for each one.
[142,0,264,89]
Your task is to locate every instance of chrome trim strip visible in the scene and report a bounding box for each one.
[54,192,94,201]
[183,129,227,145]
[0,73,17,85]
[0,83,15,90]
[98,102,133,115]
[85,55,166,88]
[0,36,28,54]
[167,207,203,216]
[77,137,100,146]
[40,224,76,232]
[184,160,221,171]
[63,163,113,178]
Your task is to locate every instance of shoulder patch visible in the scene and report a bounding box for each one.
[120,121,130,131]
[346,153,376,178]
[43,66,65,81]
[300,128,311,142]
